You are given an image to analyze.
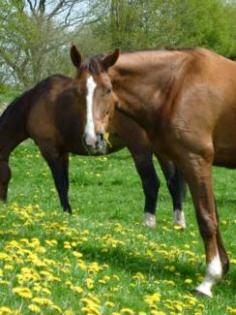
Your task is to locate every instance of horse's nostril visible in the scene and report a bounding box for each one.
[97,133,104,142]
[82,134,87,146]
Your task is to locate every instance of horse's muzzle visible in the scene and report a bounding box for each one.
[82,132,107,155]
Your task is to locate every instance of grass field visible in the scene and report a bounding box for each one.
[0,141,235,315]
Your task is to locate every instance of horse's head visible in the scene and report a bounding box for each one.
[70,45,120,154]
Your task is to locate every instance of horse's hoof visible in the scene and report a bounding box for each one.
[143,213,156,229]
[173,209,186,229]
[64,209,72,215]
[194,285,212,298]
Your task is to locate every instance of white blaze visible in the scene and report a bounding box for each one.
[85,76,97,146]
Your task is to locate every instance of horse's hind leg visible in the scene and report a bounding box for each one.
[179,152,228,297]
[131,150,159,228]
[0,159,11,202]
[0,141,22,202]
[39,143,72,214]
[157,155,186,228]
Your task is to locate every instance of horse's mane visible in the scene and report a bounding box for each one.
[121,47,198,55]
[80,54,105,74]
[82,47,209,76]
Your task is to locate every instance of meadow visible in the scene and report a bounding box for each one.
[0,97,236,314]
[0,143,235,315]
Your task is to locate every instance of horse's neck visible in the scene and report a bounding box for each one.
[109,52,181,130]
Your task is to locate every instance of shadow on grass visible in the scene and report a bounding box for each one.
[73,242,202,281]
[2,215,236,297]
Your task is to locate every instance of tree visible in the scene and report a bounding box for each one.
[83,0,236,56]
[0,0,96,87]
[1,0,236,87]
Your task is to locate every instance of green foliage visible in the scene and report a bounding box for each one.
[77,0,236,58]
[0,87,19,109]
[0,0,236,86]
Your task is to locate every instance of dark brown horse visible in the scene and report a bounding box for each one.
[71,45,236,296]
[0,74,185,228]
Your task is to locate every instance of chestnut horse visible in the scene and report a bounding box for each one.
[71,45,236,296]
[0,74,185,228]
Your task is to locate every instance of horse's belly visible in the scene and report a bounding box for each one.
[214,146,236,168]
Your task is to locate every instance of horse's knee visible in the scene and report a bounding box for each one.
[197,212,217,239]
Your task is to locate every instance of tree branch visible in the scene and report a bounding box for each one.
[47,0,66,19]
[26,0,36,15]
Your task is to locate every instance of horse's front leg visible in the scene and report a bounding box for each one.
[157,156,186,228]
[131,150,159,228]
[40,143,72,214]
[180,153,229,297]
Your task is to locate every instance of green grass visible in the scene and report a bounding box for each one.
[0,142,236,314]
[0,90,20,110]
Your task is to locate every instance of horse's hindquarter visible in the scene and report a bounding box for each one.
[160,53,236,167]
[202,55,236,167]
[212,68,236,167]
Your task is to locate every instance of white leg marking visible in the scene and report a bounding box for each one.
[196,253,222,297]
[144,213,156,229]
[173,209,186,229]
[85,76,97,147]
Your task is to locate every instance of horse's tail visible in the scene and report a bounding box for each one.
[0,90,32,136]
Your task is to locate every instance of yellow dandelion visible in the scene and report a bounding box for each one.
[64,242,72,249]
[12,287,32,299]
[3,265,13,271]
[0,306,12,314]
[120,308,135,315]
[45,240,58,247]
[77,260,87,271]
[70,285,83,294]
[184,279,193,284]
[72,251,83,258]
[85,278,94,289]
[105,301,115,308]
[227,307,236,314]
[64,310,75,315]
[132,272,145,281]
[32,297,53,306]
[88,262,102,273]
[150,311,166,315]
[28,304,41,313]
[85,294,100,305]
[144,293,161,305]
[51,304,62,313]
[174,304,183,312]
[0,253,9,261]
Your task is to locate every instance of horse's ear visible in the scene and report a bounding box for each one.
[102,48,120,70]
[70,45,82,68]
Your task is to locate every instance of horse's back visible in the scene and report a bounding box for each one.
[27,75,74,146]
